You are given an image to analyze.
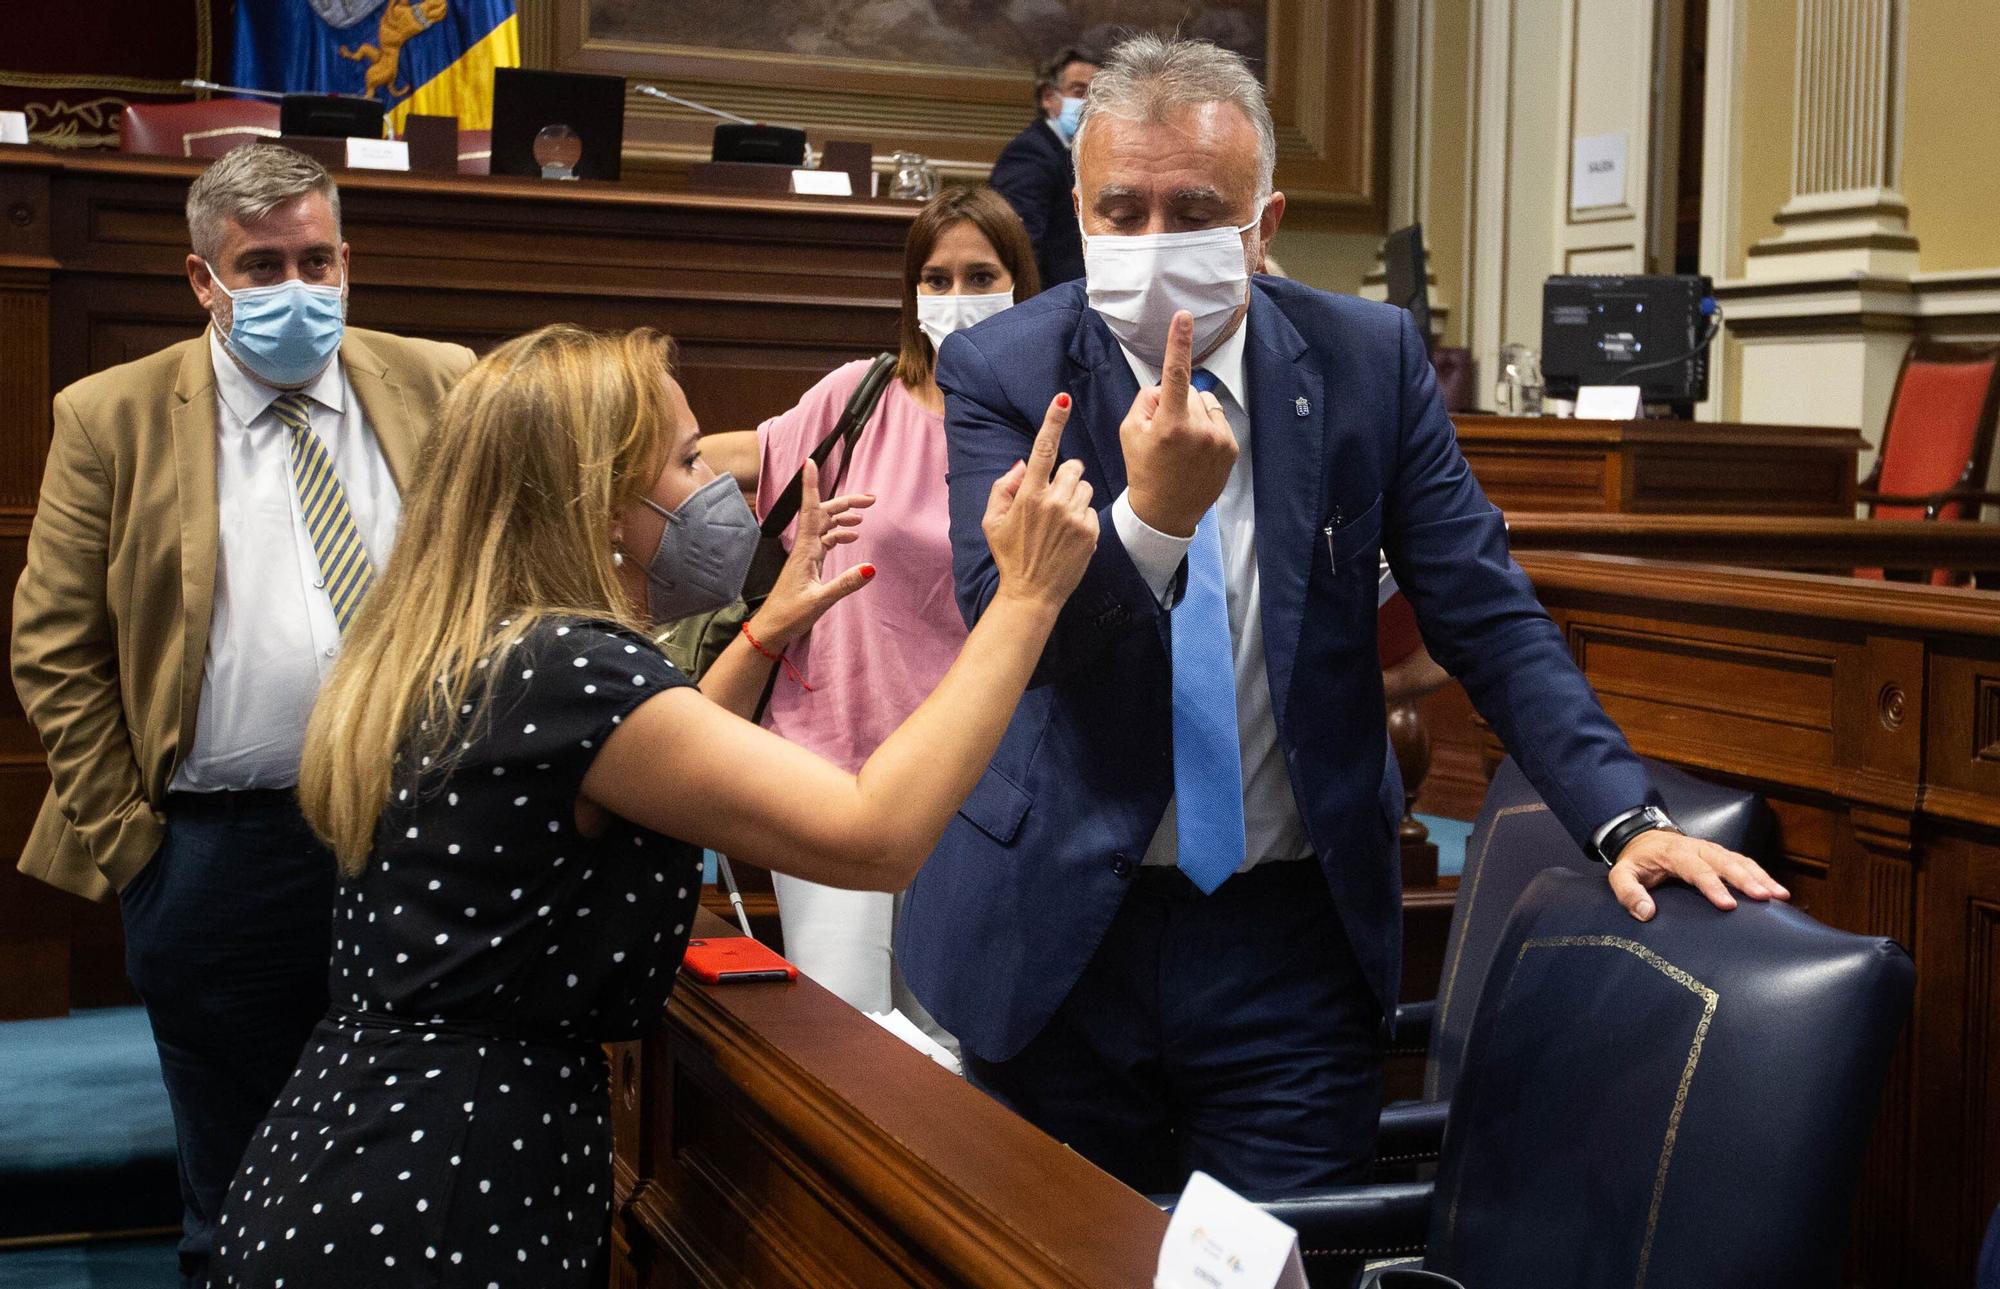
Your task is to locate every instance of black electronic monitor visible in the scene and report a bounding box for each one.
[279,94,384,140]
[712,122,807,166]
[491,67,627,181]
[1541,274,1715,405]
[1383,223,1431,342]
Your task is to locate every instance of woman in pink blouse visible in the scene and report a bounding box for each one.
[703,188,1040,1039]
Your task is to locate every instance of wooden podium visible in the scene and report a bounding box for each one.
[611,912,1166,1288]
[1452,414,1864,515]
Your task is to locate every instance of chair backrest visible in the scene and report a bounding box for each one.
[457,127,492,175]
[1426,755,1774,1101]
[1867,339,2000,524]
[1426,868,1912,1289]
[119,100,283,158]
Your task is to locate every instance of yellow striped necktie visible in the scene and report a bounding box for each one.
[272,393,374,631]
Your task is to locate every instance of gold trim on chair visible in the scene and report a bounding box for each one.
[1430,803,1549,1090]
[1443,935,1718,1289]
[180,125,282,156]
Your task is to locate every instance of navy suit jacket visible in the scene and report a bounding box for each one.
[989,118,1084,288]
[898,278,1654,1062]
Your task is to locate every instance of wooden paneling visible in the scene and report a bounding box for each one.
[1410,415,1869,821]
[1506,553,2000,1287]
[1505,512,2000,571]
[1452,414,1864,515]
[0,148,913,1019]
[524,0,1391,225]
[612,912,1168,1289]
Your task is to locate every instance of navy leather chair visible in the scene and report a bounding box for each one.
[1980,1201,2000,1289]
[1264,868,1912,1288]
[1377,755,1776,1173]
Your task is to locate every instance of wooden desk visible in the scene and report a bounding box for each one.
[1453,414,1864,515]
[1403,416,1867,820]
[0,148,914,1019]
[611,910,1167,1288]
[1502,554,2000,1288]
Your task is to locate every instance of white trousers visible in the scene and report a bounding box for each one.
[770,873,958,1056]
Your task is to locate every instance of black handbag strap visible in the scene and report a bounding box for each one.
[761,352,899,538]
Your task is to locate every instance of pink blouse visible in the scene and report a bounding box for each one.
[754,361,965,773]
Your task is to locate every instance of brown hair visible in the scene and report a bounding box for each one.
[894,186,1042,390]
[300,325,675,873]
[1033,44,1104,110]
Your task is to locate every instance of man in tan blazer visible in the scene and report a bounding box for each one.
[11,143,472,1289]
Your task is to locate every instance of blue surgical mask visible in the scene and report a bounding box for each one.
[1053,95,1086,144]
[206,264,347,387]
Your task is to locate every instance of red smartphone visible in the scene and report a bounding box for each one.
[680,937,799,985]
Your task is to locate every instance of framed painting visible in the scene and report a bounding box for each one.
[520,0,1386,224]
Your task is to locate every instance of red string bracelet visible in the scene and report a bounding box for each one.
[741,620,814,691]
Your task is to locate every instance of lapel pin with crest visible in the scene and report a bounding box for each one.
[1294,396,1311,418]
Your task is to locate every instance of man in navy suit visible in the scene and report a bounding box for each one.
[899,35,1787,1195]
[989,45,1100,289]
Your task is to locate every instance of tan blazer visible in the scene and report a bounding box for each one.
[11,327,476,902]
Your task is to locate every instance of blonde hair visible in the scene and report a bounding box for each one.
[299,325,676,874]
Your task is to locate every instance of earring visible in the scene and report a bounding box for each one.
[611,550,625,568]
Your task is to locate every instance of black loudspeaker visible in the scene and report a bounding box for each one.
[711,123,807,166]
[279,94,385,140]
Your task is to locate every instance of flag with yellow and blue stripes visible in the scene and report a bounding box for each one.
[232,0,518,132]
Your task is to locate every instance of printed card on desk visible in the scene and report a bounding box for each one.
[346,137,410,171]
[0,111,28,145]
[1155,1171,1308,1289]
[791,169,852,197]
[1574,384,1643,420]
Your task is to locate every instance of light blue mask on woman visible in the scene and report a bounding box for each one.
[206,265,346,387]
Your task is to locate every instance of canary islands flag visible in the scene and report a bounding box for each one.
[233,0,519,132]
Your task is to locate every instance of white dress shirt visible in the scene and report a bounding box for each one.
[170,334,402,792]
[1107,319,1316,872]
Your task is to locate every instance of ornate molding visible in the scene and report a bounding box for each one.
[522,0,1387,223]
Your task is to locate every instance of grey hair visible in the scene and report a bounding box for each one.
[1076,34,1277,200]
[185,143,342,262]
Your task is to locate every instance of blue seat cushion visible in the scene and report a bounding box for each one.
[0,1007,179,1240]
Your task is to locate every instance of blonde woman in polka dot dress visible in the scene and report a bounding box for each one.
[213,324,1098,1287]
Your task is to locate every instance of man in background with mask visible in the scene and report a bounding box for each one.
[11,142,472,1288]
[989,43,1100,290]
[900,35,1785,1193]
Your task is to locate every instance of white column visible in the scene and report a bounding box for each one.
[1744,0,1916,280]
[1719,0,1915,467]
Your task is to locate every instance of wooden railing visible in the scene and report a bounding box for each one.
[1504,512,2000,573]
[610,911,1168,1288]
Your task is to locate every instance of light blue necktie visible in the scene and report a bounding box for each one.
[1171,368,1247,893]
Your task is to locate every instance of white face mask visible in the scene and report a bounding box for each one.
[1081,211,1261,367]
[916,290,1015,350]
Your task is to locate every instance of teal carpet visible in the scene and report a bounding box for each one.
[1418,813,1472,878]
[0,1239,179,1288]
[0,1006,179,1242]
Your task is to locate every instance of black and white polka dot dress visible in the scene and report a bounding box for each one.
[215,618,703,1288]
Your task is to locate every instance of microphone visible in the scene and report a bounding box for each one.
[630,82,756,126]
[632,83,814,169]
[181,78,376,104]
[181,78,286,101]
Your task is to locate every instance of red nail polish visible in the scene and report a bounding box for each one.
[1056,392,1071,409]
[860,564,877,580]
